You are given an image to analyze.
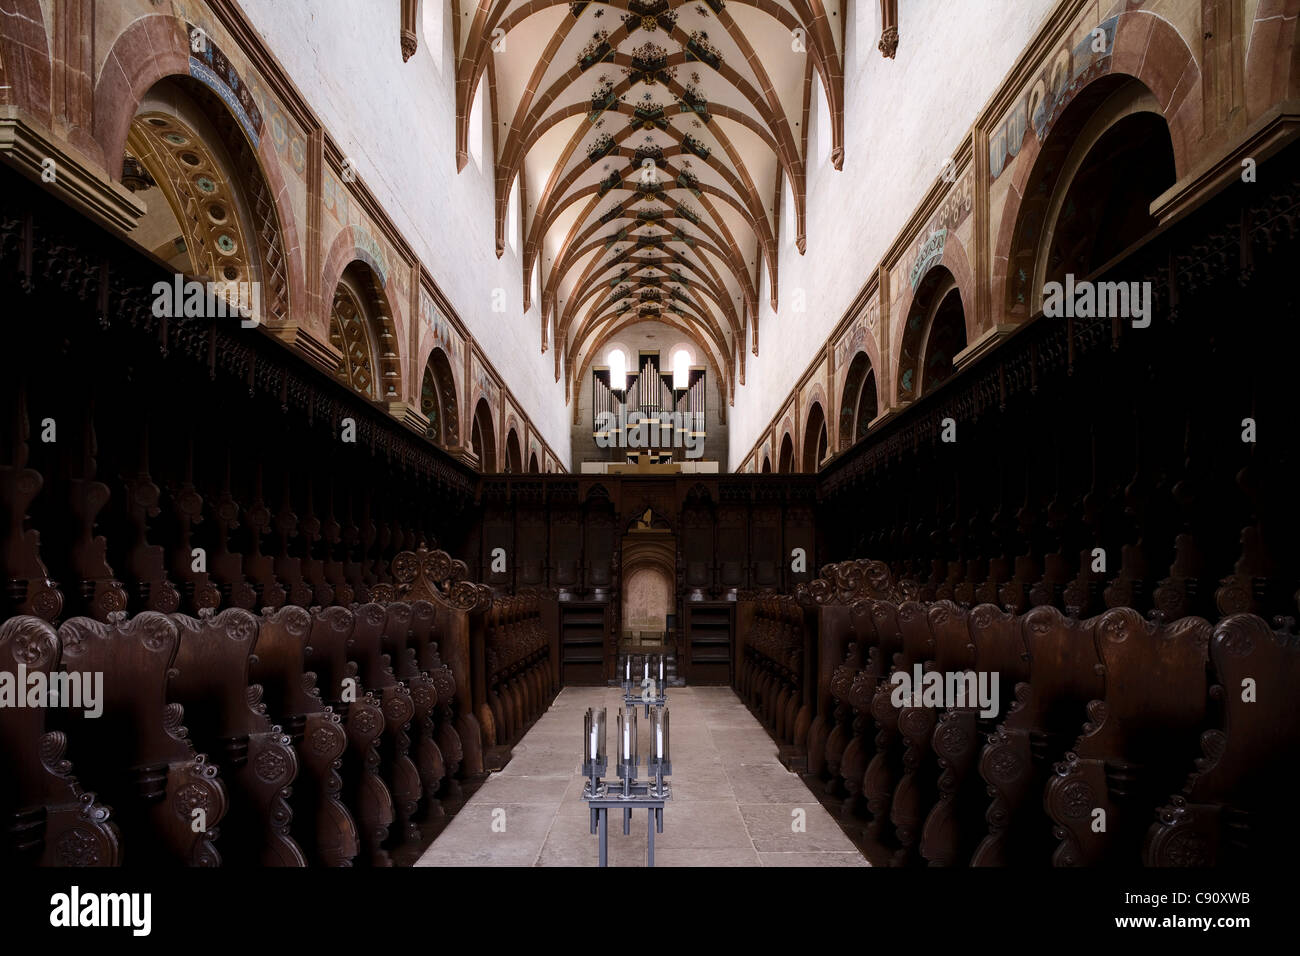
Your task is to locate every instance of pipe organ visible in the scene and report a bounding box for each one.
[592,352,706,458]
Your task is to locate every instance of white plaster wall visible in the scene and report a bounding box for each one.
[729,0,1059,470]
[238,0,571,465]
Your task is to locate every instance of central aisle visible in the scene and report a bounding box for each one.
[417,685,869,867]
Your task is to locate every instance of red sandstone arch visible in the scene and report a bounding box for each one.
[777,430,795,474]
[839,350,879,449]
[471,397,498,473]
[91,14,306,340]
[504,427,523,474]
[895,265,969,404]
[991,12,1203,327]
[420,346,460,447]
[891,228,977,366]
[802,399,828,473]
[321,227,411,401]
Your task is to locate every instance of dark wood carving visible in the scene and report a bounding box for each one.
[0,616,120,865]
[56,611,229,865]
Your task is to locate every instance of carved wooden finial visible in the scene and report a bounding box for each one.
[383,545,492,612]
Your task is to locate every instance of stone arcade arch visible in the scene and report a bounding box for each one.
[1000,75,1178,322]
[329,263,401,401]
[123,78,292,327]
[504,429,523,475]
[839,352,879,449]
[420,347,460,447]
[1037,111,1176,295]
[897,266,968,403]
[471,398,497,472]
[803,402,828,473]
[777,433,795,474]
[93,16,307,332]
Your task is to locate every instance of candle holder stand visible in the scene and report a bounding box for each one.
[580,705,671,867]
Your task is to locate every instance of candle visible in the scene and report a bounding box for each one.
[623,720,630,758]
[659,656,664,681]
[626,658,630,680]
[590,725,598,760]
[656,724,663,759]
[644,660,649,680]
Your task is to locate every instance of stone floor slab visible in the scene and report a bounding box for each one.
[417,686,870,867]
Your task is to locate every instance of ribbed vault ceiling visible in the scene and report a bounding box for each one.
[454,0,846,403]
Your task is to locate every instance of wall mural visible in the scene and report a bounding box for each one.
[989,15,1118,180]
[184,20,263,147]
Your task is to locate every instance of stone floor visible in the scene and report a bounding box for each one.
[416,685,869,867]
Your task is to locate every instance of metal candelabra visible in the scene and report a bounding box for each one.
[579,702,672,866]
[622,653,669,717]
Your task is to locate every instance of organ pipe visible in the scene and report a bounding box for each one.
[590,358,707,448]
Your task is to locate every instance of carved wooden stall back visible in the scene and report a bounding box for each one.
[791,559,910,778]
[55,612,229,866]
[373,545,492,775]
[248,606,358,866]
[1044,609,1212,866]
[1145,614,1300,867]
[972,606,1104,866]
[379,601,449,818]
[0,616,120,866]
[886,600,977,865]
[480,589,559,766]
[0,386,63,623]
[299,605,394,867]
[736,592,810,769]
[348,602,421,847]
[169,607,306,866]
[921,603,1026,866]
[404,600,466,802]
[860,598,932,858]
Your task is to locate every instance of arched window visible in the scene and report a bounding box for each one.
[782,175,795,249]
[421,0,443,73]
[815,79,832,166]
[507,174,520,255]
[469,75,486,171]
[607,347,628,390]
[671,348,691,390]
